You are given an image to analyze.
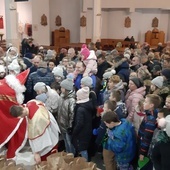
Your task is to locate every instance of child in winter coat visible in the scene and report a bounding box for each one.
[138,94,161,169]
[133,99,145,134]
[80,44,97,77]
[93,100,117,170]
[57,77,76,154]
[109,89,127,119]
[102,111,136,170]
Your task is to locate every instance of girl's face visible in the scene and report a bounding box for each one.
[108,80,115,90]
[55,76,62,83]
[61,87,66,94]
[166,97,170,109]
[48,62,55,71]
[128,80,137,91]
[150,84,156,92]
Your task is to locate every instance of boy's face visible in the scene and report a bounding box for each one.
[166,97,170,109]
[103,103,110,113]
[143,97,153,110]
[19,107,28,118]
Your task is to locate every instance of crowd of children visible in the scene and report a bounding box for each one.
[0,39,170,170]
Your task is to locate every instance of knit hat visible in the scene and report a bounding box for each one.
[36,93,47,103]
[151,76,164,88]
[52,67,64,78]
[60,77,74,91]
[103,70,116,80]
[124,53,130,60]
[161,69,170,80]
[33,82,46,92]
[81,76,93,88]
[8,59,21,75]
[76,87,90,104]
[152,65,161,73]
[130,77,143,88]
[0,65,5,73]
[80,44,90,60]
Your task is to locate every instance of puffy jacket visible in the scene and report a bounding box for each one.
[125,86,146,122]
[106,119,136,164]
[57,91,76,133]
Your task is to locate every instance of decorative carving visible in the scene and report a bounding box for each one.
[41,14,47,26]
[55,15,61,26]
[124,16,131,28]
[80,16,86,27]
[152,17,158,28]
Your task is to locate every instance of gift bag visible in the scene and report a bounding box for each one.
[0,155,6,168]
[69,157,97,170]
[47,153,70,170]
[137,157,150,170]
[35,161,49,170]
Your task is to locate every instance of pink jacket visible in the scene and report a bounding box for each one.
[83,50,97,77]
[125,86,146,122]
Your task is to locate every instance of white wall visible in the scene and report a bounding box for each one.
[49,0,81,43]
[1,0,170,45]
[86,8,170,43]
[16,0,32,40]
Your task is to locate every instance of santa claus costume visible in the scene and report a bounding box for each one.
[0,69,29,159]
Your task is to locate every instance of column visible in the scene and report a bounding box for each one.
[92,0,102,43]
[5,0,19,48]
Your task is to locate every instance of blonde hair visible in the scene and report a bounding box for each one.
[109,75,121,84]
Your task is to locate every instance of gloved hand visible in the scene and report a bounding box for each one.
[93,129,98,135]
[107,129,114,140]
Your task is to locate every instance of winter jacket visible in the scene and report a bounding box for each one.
[45,88,60,117]
[96,61,111,80]
[114,58,130,84]
[72,100,93,152]
[26,68,55,99]
[138,109,158,156]
[83,50,97,77]
[106,119,136,164]
[57,91,76,133]
[152,131,170,170]
[74,74,96,91]
[125,86,146,122]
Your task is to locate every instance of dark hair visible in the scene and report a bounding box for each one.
[104,100,117,111]
[51,82,61,92]
[158,108,170,118]
[10,105,23,117]
[146,94,162,109]
[97,54,105,60]
[102,111,120,123]
[110,90,121,102]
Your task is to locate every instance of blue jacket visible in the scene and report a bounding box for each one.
[74,74,96,91]
[106,119,136,164]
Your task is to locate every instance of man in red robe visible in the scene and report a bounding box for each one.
[0,69,29,159]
